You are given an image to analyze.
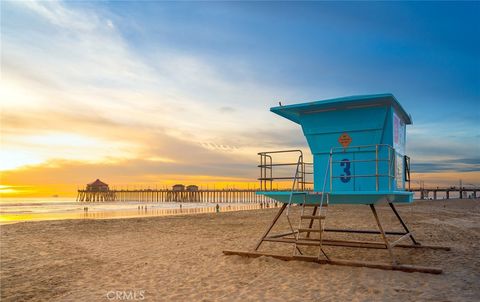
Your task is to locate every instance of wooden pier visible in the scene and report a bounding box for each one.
[76,189,276,203]
[410,187,478,200]
[76,187,478,203]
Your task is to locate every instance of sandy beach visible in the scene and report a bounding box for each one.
[1,198,479,301]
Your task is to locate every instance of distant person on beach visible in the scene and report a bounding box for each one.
[216,204,220,213]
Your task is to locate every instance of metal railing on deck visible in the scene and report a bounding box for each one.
[258,150,313,191]
[404,155,411,190]
[329,144,396,192]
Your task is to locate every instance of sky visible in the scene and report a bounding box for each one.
[1,1,479,197]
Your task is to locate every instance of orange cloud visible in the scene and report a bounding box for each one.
[410,171,480,188]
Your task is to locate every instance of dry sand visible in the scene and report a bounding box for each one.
[1,198,479,301]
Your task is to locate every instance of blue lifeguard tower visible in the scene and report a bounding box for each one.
[259,93,413,204]
[224,94,450,274]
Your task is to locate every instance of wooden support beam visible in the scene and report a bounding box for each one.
[298,228,322,233]
[390,232,412,247]
[306,205,318,239]
[301,215,326,220]
[324,228,406,235]
[222,250,442,274]
[323,239,387,249]
[254,203,287,250]
[263,237,387,249]
[262,237,450,250]
[370,204,397,265]
[395,244,450,251]
[303,203,328,207]
[388,203,419,245]
[266,231,297,239]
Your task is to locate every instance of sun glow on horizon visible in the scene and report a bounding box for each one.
[0,131,140,171]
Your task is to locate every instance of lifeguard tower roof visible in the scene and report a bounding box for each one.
[271,93,412,125]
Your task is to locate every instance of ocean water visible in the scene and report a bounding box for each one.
[0,197,268,224]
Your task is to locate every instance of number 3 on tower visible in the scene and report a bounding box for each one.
[340,159,351,183]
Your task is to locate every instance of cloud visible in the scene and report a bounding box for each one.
[2,1,298,149]
[219,106,236,113]
[412,158,480,173]
[407,120,480,171]
[18,0,102,31]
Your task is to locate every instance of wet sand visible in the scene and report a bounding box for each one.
[1,199,479,301]
[0,202,263,224]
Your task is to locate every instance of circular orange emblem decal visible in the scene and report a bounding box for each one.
[338,133,352,148]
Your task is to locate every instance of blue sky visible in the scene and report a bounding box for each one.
[100,1,480,133]
[1,1,479,195]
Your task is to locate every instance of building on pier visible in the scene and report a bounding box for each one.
[186,185,199,191]
[77,179,115,202]
[86,179,109,192]
[172,184,185,191]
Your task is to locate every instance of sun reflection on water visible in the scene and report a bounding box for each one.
[0,202,274,224]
